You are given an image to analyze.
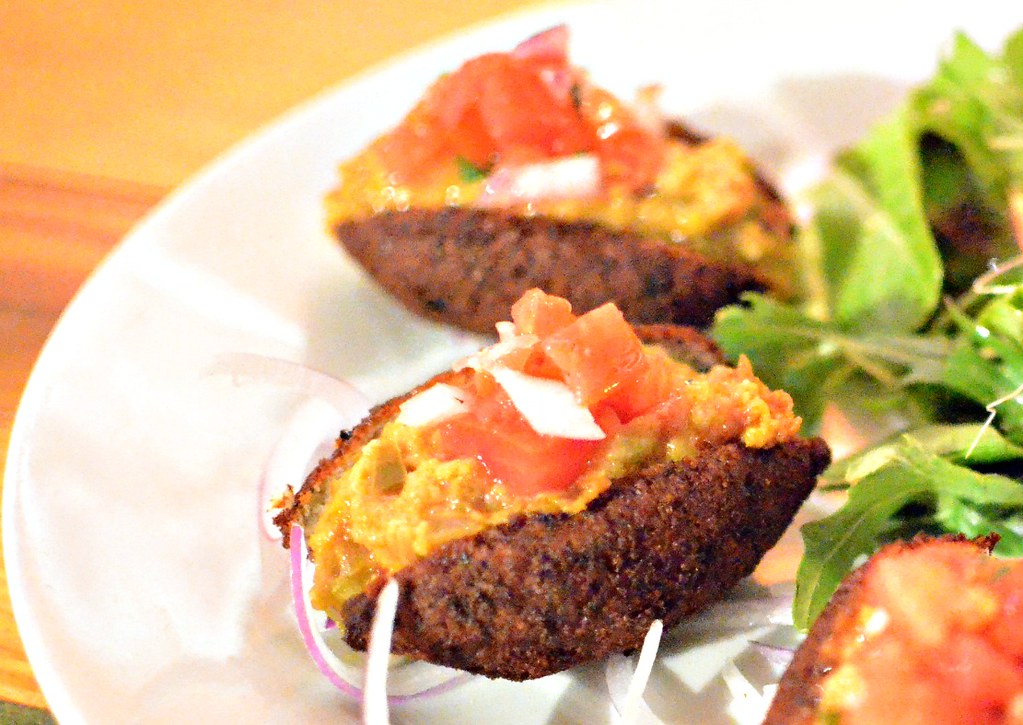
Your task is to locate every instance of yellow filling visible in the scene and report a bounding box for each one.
[325,138,796,295]
[307,354,800,616]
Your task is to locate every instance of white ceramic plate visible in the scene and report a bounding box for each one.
[5,1,1021,723]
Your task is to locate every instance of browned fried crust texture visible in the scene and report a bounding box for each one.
[762,534,997,725]
[333,122,785,334]
[343,436,829,680]
[337,208,765,334]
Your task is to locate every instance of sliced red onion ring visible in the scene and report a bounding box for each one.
[288,524,472,704]
[511,24,568,60]
[208,353,372,538]
[605,620,665,725]
[478,155,600,208]
[289,524,364,699]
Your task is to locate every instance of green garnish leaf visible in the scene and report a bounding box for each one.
[817,110,943,332]
[455,156,490,182]
[713,293,951,432]
[823,423,1023,489]
[719,28,1023,634]
[793,439,1023,630]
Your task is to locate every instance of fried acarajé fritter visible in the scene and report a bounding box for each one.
[275,289,829,681]
[327,27,797,334]
[765,535,1023,725]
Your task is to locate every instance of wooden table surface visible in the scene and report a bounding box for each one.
[0,1,544,716]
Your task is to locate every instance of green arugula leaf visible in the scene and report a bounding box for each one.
[793,440,1023,630]
[713,293,950,432]
[943,294,1023,444]
[714,29,1023,632]
[935,498,1023,556]
[823,422,1023,488]
[822,109,944,332]
[914,32,1010,204]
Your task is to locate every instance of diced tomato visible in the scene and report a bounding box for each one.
[434,384,602,495]
[476,61,593,161]
[606,348,689,423]
[511,288,576,337]
[598,126,666,191]
[988,566,1023,659]
[541,302,649,410]
[375,29,666,191]
[375,109,452,184]
[929,634,1023,716]
[870,550,962,648]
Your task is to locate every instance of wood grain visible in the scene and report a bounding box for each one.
[0,165,165,710]
[1,1,546,189]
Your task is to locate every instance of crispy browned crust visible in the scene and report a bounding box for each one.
[273,326,830,681]
[342,436,829,680]
[762,534,998,725]
[273,366,476,549]
[333,123,788,335]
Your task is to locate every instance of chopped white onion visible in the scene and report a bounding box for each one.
[456,331,539,372]
[478,155,601,207]
[396,383,470,428]
[495,320,518,342]
[605,620,665,725]
[363,579,400,725]
[490,366,605,440]
[630,85,666,136]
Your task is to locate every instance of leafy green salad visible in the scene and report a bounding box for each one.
[710,28,1023,630]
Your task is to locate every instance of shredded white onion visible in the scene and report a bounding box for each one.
[396,383,470,428]
[478,155,601,207]
[722,662,776,725]
[606,620,665,725]
[749,640,797,670]
[363,579,400,725]
[491,366,605,440]
[288,525,470,705]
